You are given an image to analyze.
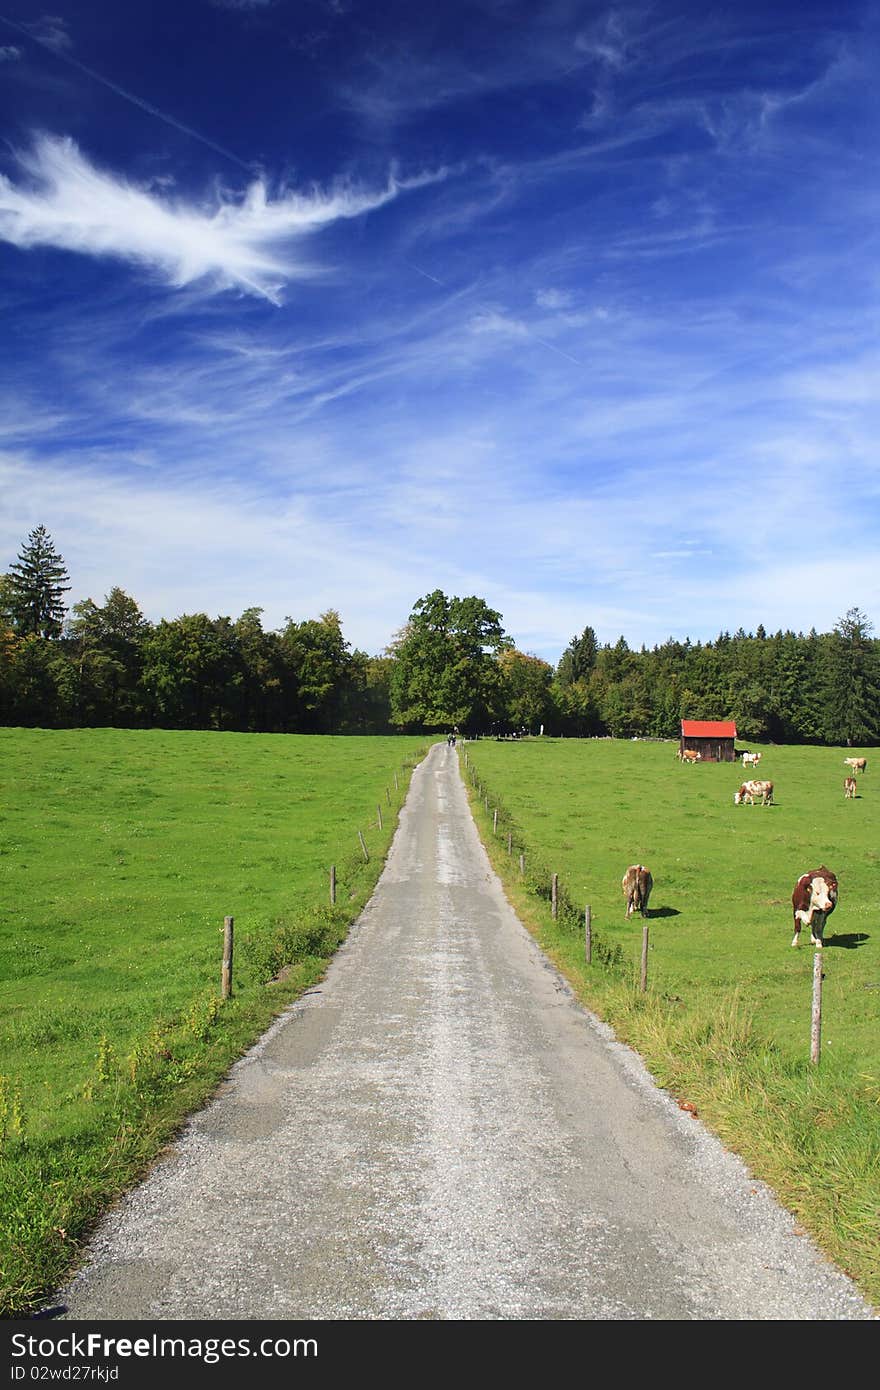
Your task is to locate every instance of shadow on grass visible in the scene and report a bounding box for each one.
[823,932,870,949]
[649,906,680,919]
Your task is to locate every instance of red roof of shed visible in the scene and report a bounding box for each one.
[681,720,737,737]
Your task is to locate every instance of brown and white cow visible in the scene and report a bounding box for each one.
[844,776,857,799]
[622,864,653,919]
[741,751,762,771]
[844,757,867,775]
[791,866,838,948]
[678,748,701,764]
[734,779,773,805]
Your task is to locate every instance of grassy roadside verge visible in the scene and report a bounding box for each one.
[460,740,880,1312]
[0,730,434,1318]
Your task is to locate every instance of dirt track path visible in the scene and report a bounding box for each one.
[50,743,874,1320]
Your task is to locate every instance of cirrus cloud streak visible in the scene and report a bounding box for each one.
[0,133,443,303]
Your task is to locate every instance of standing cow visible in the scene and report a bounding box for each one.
[734,779,774,806]
[791,866,838,948]
[844,757,867,775]
[622,864,653,919]
[844,776,857,799]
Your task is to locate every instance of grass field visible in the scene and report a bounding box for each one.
[0,727,433,1317]
[462,736,880,1308]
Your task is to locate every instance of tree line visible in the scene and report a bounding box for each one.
[2,526,878,743]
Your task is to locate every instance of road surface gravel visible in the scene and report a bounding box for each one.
[48,742,876,1320]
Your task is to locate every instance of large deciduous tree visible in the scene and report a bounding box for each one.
[390,589,511,731]
[6,525,70,639]
[280,609,356,733]
[140,614,246,729]
[67,587,151,725]
[499,649,555,732]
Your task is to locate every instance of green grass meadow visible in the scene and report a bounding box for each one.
[462,736,880,1307]
[0,728,433,1317]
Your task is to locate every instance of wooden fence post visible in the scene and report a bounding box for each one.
[551,873,558,919]
[493,808,498,834]
[377,804,383,830]
[519,853,525,876]
[507,830,512,855]
[394,771,399,791]
[358,830,369,861]
[221,916,234,1000]
[330,865,336,905]
[640,923,649,993]
[811,952,823,1065]
[585,905,592,964]
[386,787,391,805]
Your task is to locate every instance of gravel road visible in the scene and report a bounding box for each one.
[49,742,875,1320]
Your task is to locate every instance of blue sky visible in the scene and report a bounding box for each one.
[1,1,879,663]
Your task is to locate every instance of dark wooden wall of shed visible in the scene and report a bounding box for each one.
[680,738,735,762]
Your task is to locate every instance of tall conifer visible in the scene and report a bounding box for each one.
[6,525,71,638]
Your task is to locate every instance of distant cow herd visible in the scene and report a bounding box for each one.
[633,747,868,948]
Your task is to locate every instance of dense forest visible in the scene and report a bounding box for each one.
[2,526,879,744]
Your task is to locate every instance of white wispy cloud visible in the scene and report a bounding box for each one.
[535,288,573,310]
[0,134,443,302]
[0,43,20,61]
[469,308,528,337]
[24,14,72,53]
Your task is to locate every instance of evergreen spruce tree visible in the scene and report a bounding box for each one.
[556,626,598,687]
[823,607,880,746]
[6,525,71,639]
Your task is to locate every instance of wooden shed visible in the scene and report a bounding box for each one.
[680,719,737,763]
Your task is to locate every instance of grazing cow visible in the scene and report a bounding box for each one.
[678,748,701,764]
[791,866,838,948]
[844,757,867,775]
[741,751,762,771]
[844,776,857,799]
[622,864,653,919]
[734,779,773,805]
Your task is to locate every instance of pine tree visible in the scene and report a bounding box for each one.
[556,626,598,687]
[823,607,880,746]
[6,525,71,639]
